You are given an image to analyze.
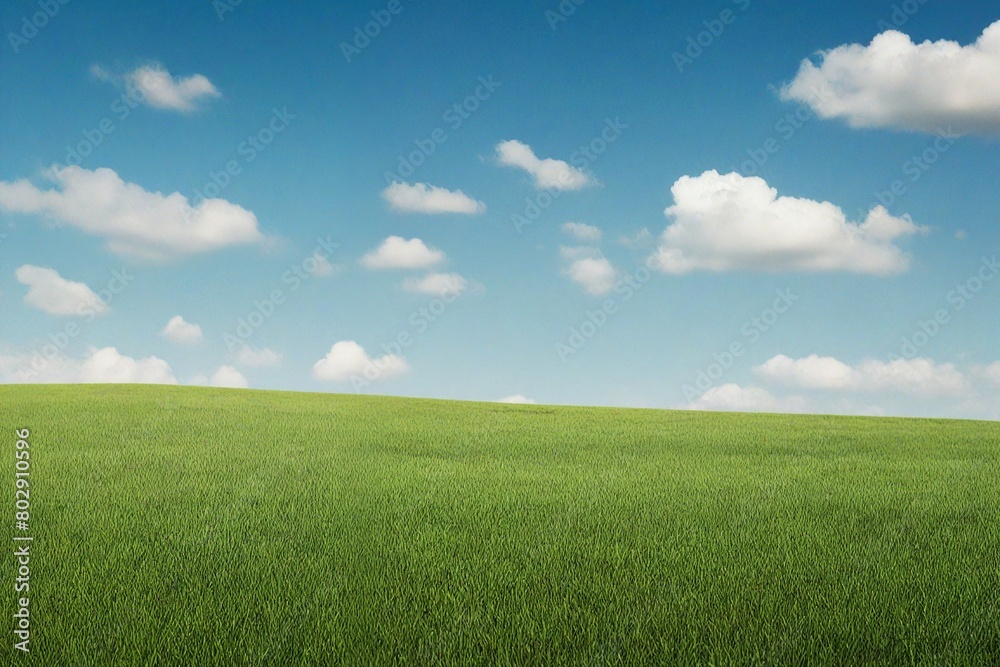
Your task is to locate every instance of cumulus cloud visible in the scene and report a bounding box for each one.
[312,341,409,382]
[754,355,968,395]
[562,222,602,242]
[360,236,445,270]
[0,347,177,384]
[210,365,248,389]
[496,140,596,191]
[652,171,927,275]
[781,21,1000,135]
[402,272,470,296]
[160,315,202,344]
[685,384,806,413]
[14,265,109,316]
[381,182,486,215]
[0,166,265,261]
[565,256,617,296]
[236,345,282,368]
[497,395,536,404]
[95,62,220,112]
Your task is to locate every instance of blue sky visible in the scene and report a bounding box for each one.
[1,0,998,419]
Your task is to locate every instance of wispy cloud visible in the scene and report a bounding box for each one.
[381,182,486,214]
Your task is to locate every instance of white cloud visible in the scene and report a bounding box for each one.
[81,348,177,384]
[781,21,1000,135]
[496,140,596,191]
[497,395,536,404]
[754,355,969,395]
[402,272,470,296]
[0,347,177,384]
[685,384,805,413]
[210,365,249,389]
[312,341,409,382]
[562,222,602,242]
[565,256,617,296]
[160,315,202,345]
[360,236,445,270]
[0,166,265,261]
[14,265,109,316]
[236,345,282,368]
[652,170,927,275]
[381,182,485,215]
[114,63,220,112]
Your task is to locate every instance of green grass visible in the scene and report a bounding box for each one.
[2,384,998,665]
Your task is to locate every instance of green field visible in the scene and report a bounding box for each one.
[2,384,998,665]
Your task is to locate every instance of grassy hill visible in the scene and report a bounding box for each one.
[2,384,998,665]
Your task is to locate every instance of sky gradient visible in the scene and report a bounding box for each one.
[1,0,998,419]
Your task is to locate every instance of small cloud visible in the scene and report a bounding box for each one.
[14,265,108,316]
[160,315,203,345]
[210,365,248,389]
[94,62,221,112]
[360,236,445,270]
[684,384,806,413]
[381,182,486,215]
[497,394,536,404]
[496,140,596,191]
[565,256,617,296]
[402,272,470,296]
[312,341,409,382]
[562,222,602,242]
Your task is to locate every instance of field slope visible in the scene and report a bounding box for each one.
[2,384,998,665]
